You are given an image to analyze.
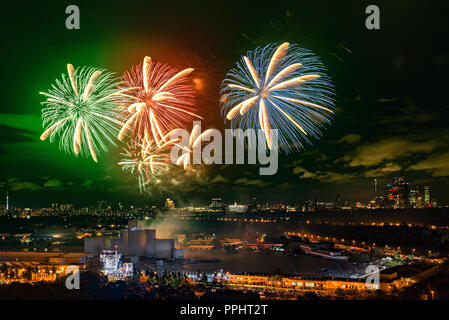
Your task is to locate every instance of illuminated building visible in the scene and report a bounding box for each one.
[424,186,431,207]
[317,202,335,209]
[416,193,424,208]
[30,227,75,240]
[174,234,186,247]
[225,274,373,293]
[60,203,73,211]
[228,202,248,213]
[408,188,417,208]
[117,262,133,277]
[100,249,122,275]
[5,188,9,211]
[373,179,378,201]
[355,202,367,209]
[303,200,316,212]
[0,251,87,284]
[165,198,175,209]
[385,177,409,208]
[222,263,438,295]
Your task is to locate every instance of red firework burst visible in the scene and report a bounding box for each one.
[117,56,201,145]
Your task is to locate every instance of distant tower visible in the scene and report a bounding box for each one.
[5,188,9,211]
[336,193,341,208]
[373,179,378,200]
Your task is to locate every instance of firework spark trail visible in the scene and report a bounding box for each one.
[117,56,201,146]
[220,42,336,152]
[40,64,126,162]
[118,131,180,193]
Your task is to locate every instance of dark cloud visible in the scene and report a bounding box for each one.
[210,174,229,183]
[43,178,63,189]
[338,134,361,144]
[234,178,269,187]
[408,152,449,177]
[364,162,402,178]
[343,137,440,167]
[0,124,36,144]
[293,166,357,184]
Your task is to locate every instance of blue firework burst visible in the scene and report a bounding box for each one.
[220,42,336,152]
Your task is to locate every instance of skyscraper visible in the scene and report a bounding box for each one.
[385,177,409,208]
[5,188,8,211]
[373,179,378,200]
[424,186,431,207]
[408,187,417,208]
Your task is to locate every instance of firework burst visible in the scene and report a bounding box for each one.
[117,57,201,146]
[39,64,129,162]
[220,42,335,152]
[118,133,179,193]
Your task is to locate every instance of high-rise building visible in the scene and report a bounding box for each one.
[408,188,417,208]
[5,188,9,211]
[424,186,431,207]
[373,179,378,200]
[385,177,409,208]
[416,192,424,208]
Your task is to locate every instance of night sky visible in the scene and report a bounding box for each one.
[1,0,449,207]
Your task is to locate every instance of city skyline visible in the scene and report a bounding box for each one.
[0,171,445,208]
[1,176,442,209]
